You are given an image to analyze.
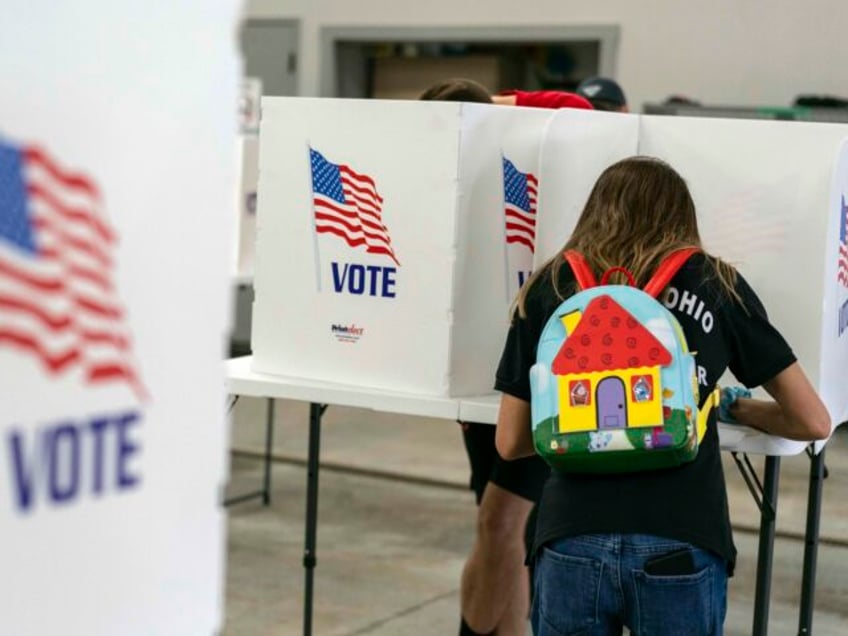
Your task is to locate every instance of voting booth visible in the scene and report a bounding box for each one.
[251,97,847,417]
[251,97,553,396]
[822,140,848,432]
[231,81,262,350]
[237,136,259,279]
[236,77,262,280]
[535,110,848,431]
[0,3,240,634]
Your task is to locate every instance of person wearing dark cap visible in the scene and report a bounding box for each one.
[419,77,592,636]
[575,75,629,112]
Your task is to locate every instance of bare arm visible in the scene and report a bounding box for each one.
[728,362,831,440]
[494,393,535,460]
[491,94,517,106]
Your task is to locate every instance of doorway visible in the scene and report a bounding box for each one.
[597,377,627,429]
[320,25,619,99]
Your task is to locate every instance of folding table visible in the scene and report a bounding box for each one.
[224,356,460,636]
[226,356,826,636]
[463,394,822,636]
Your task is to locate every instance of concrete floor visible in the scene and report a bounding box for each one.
[223,397,848,635]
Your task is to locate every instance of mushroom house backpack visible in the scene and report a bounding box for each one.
[530,248,720,473]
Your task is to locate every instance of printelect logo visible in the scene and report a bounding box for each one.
[331,323,365,343]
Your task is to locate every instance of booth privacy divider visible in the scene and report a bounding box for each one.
[536,110,848,435]
[251,98,554,396]
[0,2,240,634]
[252,98,847,432]
[253,98,847,431]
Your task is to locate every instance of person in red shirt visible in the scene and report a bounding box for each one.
[493,88,594,110]
[419,77,594,111]
[419,78,592,636]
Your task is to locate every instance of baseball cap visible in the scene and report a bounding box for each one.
[576,77,627,109]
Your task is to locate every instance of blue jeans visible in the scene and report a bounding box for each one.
[531,534,727,636]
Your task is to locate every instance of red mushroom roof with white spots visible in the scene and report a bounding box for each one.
[551,294,672,375]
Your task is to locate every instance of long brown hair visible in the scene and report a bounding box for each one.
[516,156,739,317]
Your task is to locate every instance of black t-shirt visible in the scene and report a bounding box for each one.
[494,253,796,574]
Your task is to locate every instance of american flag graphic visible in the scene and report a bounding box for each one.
[503,157,537,253]
[839,194,848,288]
[310,148,400,266]
[0,140,146,399]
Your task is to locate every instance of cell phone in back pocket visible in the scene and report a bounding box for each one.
[643,548,696,576]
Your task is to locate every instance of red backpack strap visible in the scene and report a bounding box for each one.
[642,248,700,298]
[563,250,598,290]
[600,266,637,287]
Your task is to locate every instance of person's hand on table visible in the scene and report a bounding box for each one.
[718,386,752,424]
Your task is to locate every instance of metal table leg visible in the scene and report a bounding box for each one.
[261,397,274,505]
[753,456,780,636]
[303,402,327,636]
[225,397,276,507]
[731,453,781,636]
[798,446,827,635]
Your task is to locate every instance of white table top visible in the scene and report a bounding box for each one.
[458,393,501,424]
[225,356,459,419]
[457,392,809,456]
[716,421,808,456]
[226,356,809,456]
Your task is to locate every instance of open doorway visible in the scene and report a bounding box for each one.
[320,25,620,99]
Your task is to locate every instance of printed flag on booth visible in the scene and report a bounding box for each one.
[839,195,848,288]
[0,139,146,399]
[309,148,400,266]
[503,157,537,253]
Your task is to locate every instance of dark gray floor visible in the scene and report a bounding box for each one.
[223,397,848,635]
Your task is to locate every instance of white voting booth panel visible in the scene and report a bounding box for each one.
[237,136,259,280]
[534,109,641,268]
[821,140,848,436]
[251,98,552,396]
[638,116,848,432]
[235,77,262,281]
[452,105,554,396]
[0,3,239,635]
[536,113,848,439]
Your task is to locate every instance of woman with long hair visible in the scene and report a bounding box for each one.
[494,156,829,635]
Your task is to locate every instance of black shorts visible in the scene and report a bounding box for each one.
[460,421,550,505]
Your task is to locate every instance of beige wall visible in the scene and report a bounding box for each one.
[245,0,848,111]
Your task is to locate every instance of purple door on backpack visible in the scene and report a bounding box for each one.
[597,377,627,429]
